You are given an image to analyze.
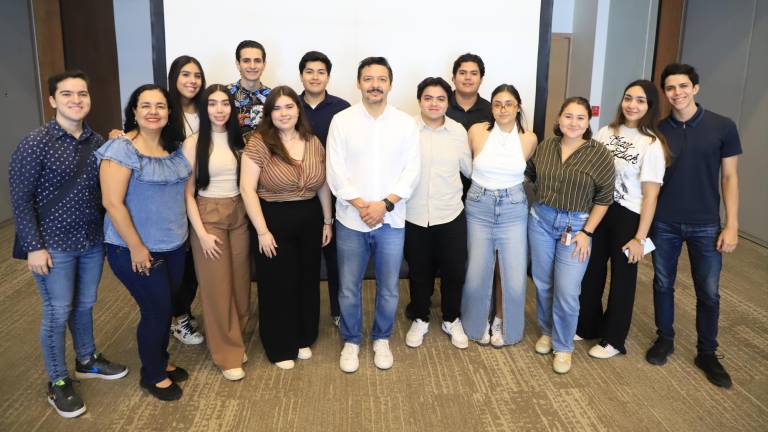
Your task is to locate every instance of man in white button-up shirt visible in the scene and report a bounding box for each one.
[403,77,472,351]
[326,57,420,373]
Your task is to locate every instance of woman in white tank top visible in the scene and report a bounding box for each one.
[460,84,538,347]
[182,84,251,381]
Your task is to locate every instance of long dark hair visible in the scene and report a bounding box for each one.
[488,84,526,132]
[609,79,671,165]
[123,84,179,153]
[195,84,244,191]
[168,56,206,142]
[255,86,314,165]
[553,96,593,140]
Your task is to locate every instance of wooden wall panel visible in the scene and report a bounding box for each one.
[30,0,65,122]
[653,0,686,117]
[59,0,122,136]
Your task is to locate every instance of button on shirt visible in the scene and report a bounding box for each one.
[326,104,421,232]
[300,91,351,145]
[9,119,105,252]
[406,115,471,227]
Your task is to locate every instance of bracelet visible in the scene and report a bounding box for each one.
[634,237,645,244]
[323,218,334,225]
[580,229,593,238]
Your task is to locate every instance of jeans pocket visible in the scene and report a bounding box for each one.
[467,190,482,202]
[508,188,527,204]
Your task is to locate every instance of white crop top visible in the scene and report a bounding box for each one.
[471,125,526,189]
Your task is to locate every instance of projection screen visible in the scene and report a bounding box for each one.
[162,0,544,129]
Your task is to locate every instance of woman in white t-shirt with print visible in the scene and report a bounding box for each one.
[577,79,670,359]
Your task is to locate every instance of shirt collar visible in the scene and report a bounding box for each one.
[449,91,488,113]
[47,117,93,141]
[666,103,705,128]
[414,114,449,131]
[300,91,330,110]
[231,79,270,97]
[357,102,391,120]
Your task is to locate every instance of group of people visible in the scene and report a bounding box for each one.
[9,38,742,419]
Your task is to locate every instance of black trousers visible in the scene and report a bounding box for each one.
[404,211,467,323]
[324,195,340,317]
[172,244,197,318]
[255,198,322,363]
[577,202,640,353]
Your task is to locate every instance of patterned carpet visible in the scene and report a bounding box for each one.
[0,222,766,432]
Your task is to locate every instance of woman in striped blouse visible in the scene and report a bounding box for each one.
[240,86,333,370]
[526,97,615,374]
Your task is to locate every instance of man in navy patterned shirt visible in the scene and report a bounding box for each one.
[9,71,127,418]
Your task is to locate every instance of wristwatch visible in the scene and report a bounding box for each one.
[324,218,334,226]
[382,198,395,212]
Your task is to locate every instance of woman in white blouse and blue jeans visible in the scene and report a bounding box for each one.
[460,84,537,347]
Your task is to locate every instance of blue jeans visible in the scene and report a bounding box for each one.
[651,221,722,353]
[33,243,104,383]
[461,182,528,344]
[528,202,590,353]
[106,244,186,384]
[336,221,404,345]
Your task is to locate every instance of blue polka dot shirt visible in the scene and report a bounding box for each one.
[9,118,105,253]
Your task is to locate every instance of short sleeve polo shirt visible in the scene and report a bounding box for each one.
[656,105,742,224]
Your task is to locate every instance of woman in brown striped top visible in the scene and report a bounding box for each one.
[240,86,333,370]
[526,96,615,374]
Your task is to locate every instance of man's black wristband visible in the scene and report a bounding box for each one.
[580,229,593,238]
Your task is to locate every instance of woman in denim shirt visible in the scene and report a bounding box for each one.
[97,84,192,401]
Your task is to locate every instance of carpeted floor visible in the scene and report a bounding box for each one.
[0,222,766,432]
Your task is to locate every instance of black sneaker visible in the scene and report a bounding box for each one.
[646,337,674,365]
[47,378,86,418]
[139,378,183,401]
[75,353,128,380]
[695,353,733,388]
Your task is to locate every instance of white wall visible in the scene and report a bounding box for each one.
[163,0,542,127]
[552,0,575,33]
[113,0,154,117]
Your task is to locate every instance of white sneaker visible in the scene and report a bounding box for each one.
[171,316,204,345]
[588,341,621,359]
[476,323,491,345]
[574,334,584,341]
[405,319,429,348]
[242,352,248,364]
[222,367,245,381]
[535,335,552,354]
[553,352,572,374]
[332,316,341,328]
[298,347,312,360]
[275,360,295,370]
[339,343,359,373]
[441,319,469,349]
[372,339,393,370]
[490,317,504,348]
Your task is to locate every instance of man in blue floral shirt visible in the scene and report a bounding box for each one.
[228,40,272,138]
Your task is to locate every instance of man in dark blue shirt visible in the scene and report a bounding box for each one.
[9,71,127,418]
[298,51,351,327]
[646,63,742,389]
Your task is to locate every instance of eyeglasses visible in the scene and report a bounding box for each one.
[492,101,518,111]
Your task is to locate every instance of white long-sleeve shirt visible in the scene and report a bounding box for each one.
[326,103,421,232]
[406,115,472,227]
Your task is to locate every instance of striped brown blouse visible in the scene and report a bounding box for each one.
[526,136,615,213]
[244,133,326,202]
